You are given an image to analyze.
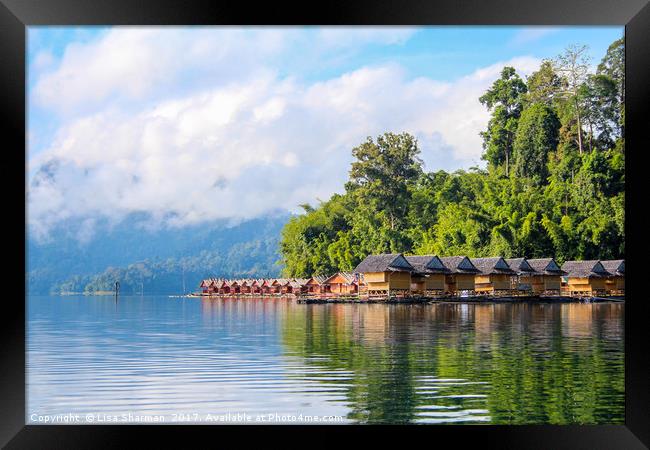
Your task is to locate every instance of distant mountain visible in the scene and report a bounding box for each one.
[27,212,291,295]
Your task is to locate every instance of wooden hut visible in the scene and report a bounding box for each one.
[353,253,415,297]
[505,258,537,293]
[472,257,517,295]
[304,275,328,293]
[438,256,480,295]
[239,280,251,294]
[229,280,241,294]
[261,279,275,295]
[215,279,229,295]
[250,279,262,294]
[560,260,610,296]
[405,255,449,295]
[321,272,358,296]
[601,259,624,295]
[200,279,212,295]
[525,258,566,295]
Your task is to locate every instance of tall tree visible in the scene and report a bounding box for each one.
[597,37,624,140]
[525,60,563,106]
[553,44,591,154]
[479,67,527,176]
[513,103,560,183]
[346,132,423,234]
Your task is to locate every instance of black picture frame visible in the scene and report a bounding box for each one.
[3,0,648,447]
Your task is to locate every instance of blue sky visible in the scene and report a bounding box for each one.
[26,26,623,239]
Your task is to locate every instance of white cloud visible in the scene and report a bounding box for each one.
[28,28,541,240]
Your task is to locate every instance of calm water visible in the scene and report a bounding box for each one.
[27,296,624,424]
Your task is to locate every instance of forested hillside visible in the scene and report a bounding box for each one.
[280,40,625,277]
[28,214,288,295]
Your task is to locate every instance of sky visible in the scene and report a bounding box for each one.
[27,26,623,241]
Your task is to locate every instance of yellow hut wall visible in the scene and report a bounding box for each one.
[425,274,445,290]
[566,277,606,293]
[445,274,475,292]
[605,276,624,292]
[387,272,411,290]
[475,274,512,292]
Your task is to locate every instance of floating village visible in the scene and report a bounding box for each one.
[196,255,625,303]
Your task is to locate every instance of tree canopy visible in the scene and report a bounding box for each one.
[279,39,624,277]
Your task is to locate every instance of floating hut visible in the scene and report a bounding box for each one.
[438,256,480,295]
[239,279,251,294]
[471,257,517,295]
[601,259,625,295]
[353,253,415,297]
[321,272,358,295]
[526,258,565,295]
[405,255,449,295]
[250,279,262,294]
[505,258,536,293]
[200,279,212,295]
[304,275,328,293]
[560,260,610,296]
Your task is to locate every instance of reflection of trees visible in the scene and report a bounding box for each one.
[282,302,624,424]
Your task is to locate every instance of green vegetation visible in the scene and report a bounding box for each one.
[281,303,624,424]
[280,39,624,277]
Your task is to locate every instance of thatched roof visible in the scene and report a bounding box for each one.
[305,275,328,285]
[527,258,565,275]
[323,272,358,284]
[561,260,609,278]
[471,257,515,275]
[353,253,414,273]
[505,258,535,274]
[405,255,450,274]
[438,256,479,274]
[600,259,625,276]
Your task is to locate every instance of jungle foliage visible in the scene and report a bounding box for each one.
[280,39,625,277]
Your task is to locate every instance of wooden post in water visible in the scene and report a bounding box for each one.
[115,281,120,300]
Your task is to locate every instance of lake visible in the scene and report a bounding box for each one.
[27,296,624,424]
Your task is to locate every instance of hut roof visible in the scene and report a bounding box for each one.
[471,257,515,275]
[288,280,303,288]
[600,259,625,275]
[323,272,357,284]
[293,278,309,286]
[438,256,480,274]
[353,253,414,273]
[505,258,535,274]
[527,258,565,275]
[405,255,450,274]
[561,260,609,278]
[305,275,327,285]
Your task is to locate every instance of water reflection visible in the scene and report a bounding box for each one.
[282,302,624,424]
[27,296,623,424]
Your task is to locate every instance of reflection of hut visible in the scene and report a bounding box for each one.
[505,258,536,292]
[353,253,414,297]
[405,255,449,295]
[471,257,517,295]
[304,275,328,293]
[322,272,358,295]
[560,261,609,296]
[526,258,566,295]
[601,260,625,295]
[439,256,480,295]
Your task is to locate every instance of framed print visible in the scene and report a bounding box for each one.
[2,0,649,448]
